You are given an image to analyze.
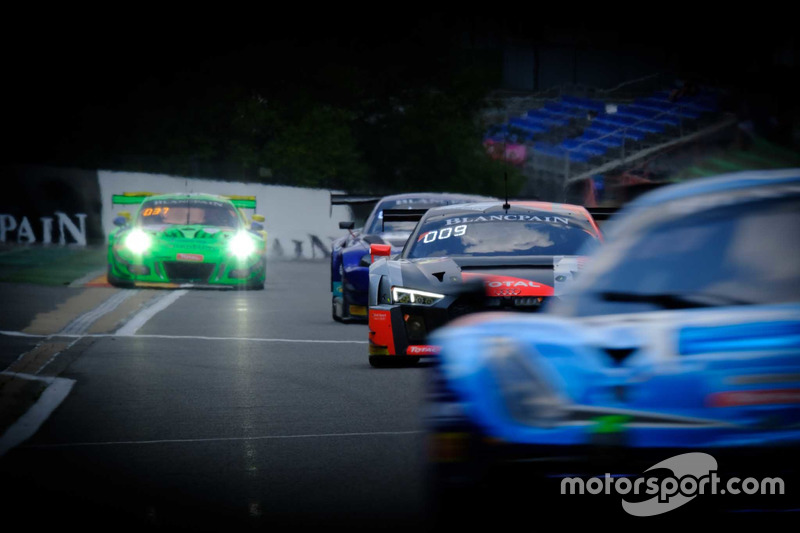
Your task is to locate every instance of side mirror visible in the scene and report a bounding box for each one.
[252,214,265,223]
[339,221,355,230]
[370,243,392,263]
[251,222,264,231]
[113,216,128,227]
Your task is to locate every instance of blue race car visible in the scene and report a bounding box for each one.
[426,169,800,518]
[330,192,493,322]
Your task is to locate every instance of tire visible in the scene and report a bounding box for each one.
[107,265,133,288]
[333,277,355,322]
[332,260,347,322]
[369,356,420,368]
[332,296,344,322]
[369,355,390,368]
[248,260,267,290]
[426,434,495,527]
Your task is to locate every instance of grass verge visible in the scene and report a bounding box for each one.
[0,244,106,286]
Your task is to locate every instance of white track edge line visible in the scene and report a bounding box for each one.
[115,289,188,336]
[0,376,76,457]
[25,430,423,449]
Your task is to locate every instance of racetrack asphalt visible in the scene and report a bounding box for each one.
[0,260,432,531]
[1,260,795,529]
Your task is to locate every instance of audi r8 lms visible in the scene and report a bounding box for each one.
[108,192,267,289]
[366,200,603,367]
[330,192,493,322]
[426,169,800,515]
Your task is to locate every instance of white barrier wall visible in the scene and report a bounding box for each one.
[98,171,354,260]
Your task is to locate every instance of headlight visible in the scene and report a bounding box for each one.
[391,287,445,306]
[486,337,566,427]
[229,232,257,259]
[124,229,152,254]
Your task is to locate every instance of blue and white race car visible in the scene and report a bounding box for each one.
[330,192,493,322]
[427,169,800,517]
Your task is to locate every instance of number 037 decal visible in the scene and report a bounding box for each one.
[142,207,170,217]
[419,224,467,243]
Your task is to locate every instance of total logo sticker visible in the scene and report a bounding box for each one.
[406,345,441,355]
[462,272,554,297]
[487,280,540,288]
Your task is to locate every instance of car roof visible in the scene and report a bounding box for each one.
[625,169,800,208]
[376,192,495,203]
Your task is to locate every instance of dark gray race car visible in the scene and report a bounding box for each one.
[366,200,605,367]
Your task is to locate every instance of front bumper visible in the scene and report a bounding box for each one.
[109,247,265,288]
[368,294,547,357]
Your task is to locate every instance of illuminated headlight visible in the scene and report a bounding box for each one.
[124,229,152,254]
[487,337,566,427]
[229,232,257,259]
[391,287,445,306]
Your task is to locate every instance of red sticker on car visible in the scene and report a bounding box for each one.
[462,272,554,297]
[176,253,204,262]
[708,389,800,407]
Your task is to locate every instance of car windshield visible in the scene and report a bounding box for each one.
[138,199,241,228]
[551,192,800,317]
[405,216,599,258]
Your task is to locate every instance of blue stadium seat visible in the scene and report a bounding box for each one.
[532,143,591,164]
[561,139,606,157]
[560,95,606,113]
[634,98,703,119]
[543,102,586,118]
[577,131,623,148]
[593,115,662,134]
[538,107,577,121]
[585,123,647,142]
[647,91,718,112]
[615,105,681,127]
[509,117,549,135]
[525,110,570,127]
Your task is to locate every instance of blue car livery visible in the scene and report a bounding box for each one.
[330,192,493,322]
[427,169,800,509]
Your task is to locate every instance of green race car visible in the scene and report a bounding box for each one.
[108,192,267,289]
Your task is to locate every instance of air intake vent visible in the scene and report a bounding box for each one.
[604,347,637,365]
[162,262,214,282]
[163,228,185,238]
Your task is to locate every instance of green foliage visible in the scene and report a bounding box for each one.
[267,104,368,190]
[355,80,524,198]
[39,33,517,196]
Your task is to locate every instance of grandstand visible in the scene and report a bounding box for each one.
[484,79,736,203]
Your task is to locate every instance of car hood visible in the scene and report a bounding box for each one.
[378,231,412,249]
[397,255,584,297]
[141,224,240,240]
